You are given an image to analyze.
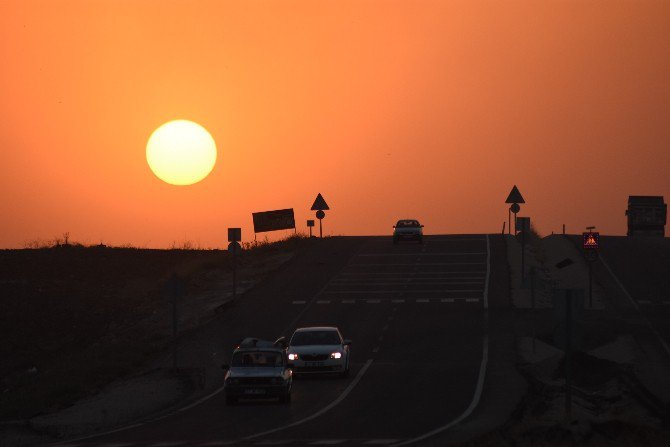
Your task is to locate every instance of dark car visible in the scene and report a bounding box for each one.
[393,219,424,244]
[222,338,292,405]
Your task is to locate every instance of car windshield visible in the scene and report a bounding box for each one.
[231,351,283,367]
[291,330,341,346]
[396,220,420,228]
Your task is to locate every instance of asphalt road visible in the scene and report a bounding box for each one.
[53,234,507,447]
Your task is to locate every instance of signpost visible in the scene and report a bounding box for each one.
[516,216,530,280]
[228,228,242,302]
[307,219,315,238]
[165,273,185,370]
[505,185,525,235]
[311,193,330,238]
[583,227,600,308]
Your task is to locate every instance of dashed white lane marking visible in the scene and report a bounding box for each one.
[292,300,306,304]
[244,360,374,440]
[316,300,331,304]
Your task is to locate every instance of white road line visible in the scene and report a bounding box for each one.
[316,300,331,304]
[393,235,491,446]
[351,262,487,266]
[600,254,670,359]
[292,300,306,304]
[357,252,486,256]
[465,298,480,303]
[244,359,374,440]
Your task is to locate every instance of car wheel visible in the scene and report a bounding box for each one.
[225,395,237,405]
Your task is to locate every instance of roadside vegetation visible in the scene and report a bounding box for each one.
[0,233,310,420]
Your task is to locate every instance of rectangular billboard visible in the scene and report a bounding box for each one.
[252,208,296,233]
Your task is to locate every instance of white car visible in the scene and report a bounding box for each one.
[287,327,351,377]
[393,219,424,244]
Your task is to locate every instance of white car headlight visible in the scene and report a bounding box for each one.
[330,352,342,359]
[288,353,299,361]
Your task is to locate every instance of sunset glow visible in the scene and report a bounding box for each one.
[0,1,668,247]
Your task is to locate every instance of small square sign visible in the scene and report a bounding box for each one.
[583,232,599,249]
[228,228,241,242]
[307,220,315,227]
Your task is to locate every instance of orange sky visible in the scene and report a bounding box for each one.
[1,0,669,248]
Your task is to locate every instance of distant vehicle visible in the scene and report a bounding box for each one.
[287,327,351,377]
[222,337,292,405]
[393,219,424,244]
[626,196,666,237]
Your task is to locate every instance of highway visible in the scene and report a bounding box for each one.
[53,235,509,446]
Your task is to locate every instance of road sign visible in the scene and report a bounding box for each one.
[311,193,330,211]
[510,203,520,214]
[316,210,325,219]
[505,185,525,204]
[252,209,296,233]
[307,220,315,227]
[228,228,241,242]
[583,232,599,249]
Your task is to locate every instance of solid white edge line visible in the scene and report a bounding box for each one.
[392,234,491,446]
[600,254,670,358]
[244,359,374,440]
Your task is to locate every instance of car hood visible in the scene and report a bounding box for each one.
[289,345,342,355]
[227,367,285,378]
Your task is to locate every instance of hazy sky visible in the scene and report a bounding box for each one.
[1,0,668,248]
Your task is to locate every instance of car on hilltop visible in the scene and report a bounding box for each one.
[393,219,424,244]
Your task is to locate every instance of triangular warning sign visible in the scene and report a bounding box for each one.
[505,185,525,204]
[311,193,330,210]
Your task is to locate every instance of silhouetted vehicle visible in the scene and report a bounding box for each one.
[286,327,351,377]
[393,219,424,244]
[221,338,292,405]
[626,196,666,237]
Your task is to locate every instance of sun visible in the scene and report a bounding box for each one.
[146,120,217,185]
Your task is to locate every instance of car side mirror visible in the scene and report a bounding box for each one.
[343,339,352,346]
[221,364,229,370]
